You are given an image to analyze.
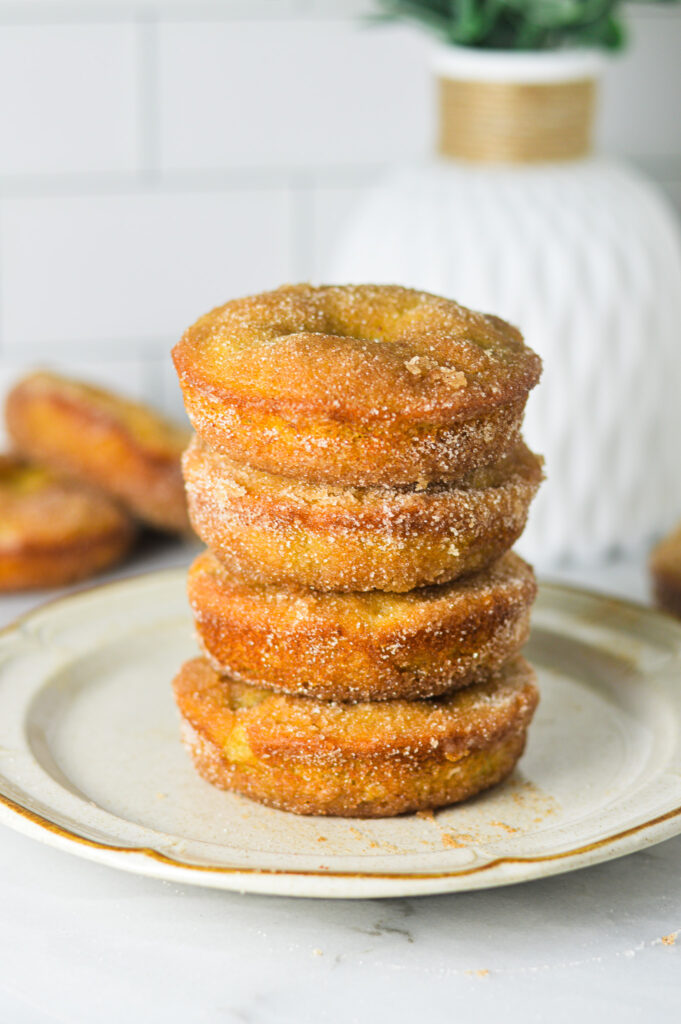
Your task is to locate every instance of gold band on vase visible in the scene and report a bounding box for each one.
[438,76,596,163]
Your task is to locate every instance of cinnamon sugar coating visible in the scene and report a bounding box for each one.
[173,284,541,486]
[0,455,136,590]
[6,372,191,533]
[173,655,539,817]
[189,549,536,701]
[183,435,542,592]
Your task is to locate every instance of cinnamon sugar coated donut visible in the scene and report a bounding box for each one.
[173,284,542,486]
[6,371,191,533]
[183,435,542,592]
[0,455,136,590]
[173,655,539,817]
[189,549,536,701]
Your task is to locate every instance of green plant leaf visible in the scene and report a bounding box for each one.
[374,0,677,50]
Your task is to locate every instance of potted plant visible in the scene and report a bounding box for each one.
[330,0,681,568]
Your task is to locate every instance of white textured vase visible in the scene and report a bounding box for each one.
[329,49,681,568]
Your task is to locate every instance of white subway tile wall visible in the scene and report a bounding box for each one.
[157,22,430,171]
[0,24,139,178]
[598,12,681,156]
[1,190,292,351]
[0,1,679,422]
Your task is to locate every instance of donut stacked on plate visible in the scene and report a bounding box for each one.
[172,284,543,818]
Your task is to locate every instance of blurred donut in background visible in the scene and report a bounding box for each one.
[650,524,681,618]
[6,371,191,534]
[0,455,136,591]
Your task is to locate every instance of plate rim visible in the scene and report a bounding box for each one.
[1,569,681,897]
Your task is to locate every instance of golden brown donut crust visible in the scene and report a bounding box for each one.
[0,456,136,590]
[173,656,539,817]
[173,284,541,486]
[183,435,542,592]
[650,525,681,617]
[189,549,536,701]
[6,371,191,533]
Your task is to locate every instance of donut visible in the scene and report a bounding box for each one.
[183,435,542,592]
[0,455,136,590]
[6,371,191,533]
[173,655,538,817]
[173,284,542,487]
[188,549,536,702]
[650,524,681,617]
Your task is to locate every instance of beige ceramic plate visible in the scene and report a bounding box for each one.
[0,570,680,899]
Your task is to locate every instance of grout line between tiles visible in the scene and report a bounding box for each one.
[1,336,173,361]
[0,164,395,198]
[135,10,160,183]
[287,175,315,282]
[140,352,170,408]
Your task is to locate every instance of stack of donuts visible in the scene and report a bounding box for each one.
[172,284,543,818]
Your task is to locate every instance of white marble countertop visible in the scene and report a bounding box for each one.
[0,541,678,1023]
